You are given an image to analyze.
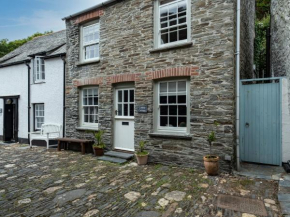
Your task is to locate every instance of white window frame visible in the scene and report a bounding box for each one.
[154,0,191,49]
[79,87,99,129]
[34,56,45,83]
[154,79,190,134]
[34,104,45,130]
[80,21,100,63]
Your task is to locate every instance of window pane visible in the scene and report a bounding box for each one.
[178,95,186,103]
[130,104,134,116]
[84,115,88,122]
[168,82,176,92]
[179,28,187,41]
[93,97,98,105]
[168,5,177,15]
[88,97,93,105]
[160,116,168,127]
[178,2,187,12]
[178,117,187,127]
[161,22,168,28]
[169,116,177,127]
[170,19,177,26]
[124,104,128,116]
[178,105,186,115]
[93,88,98,96]
[161,33,169,44]
[160,106,168,115]
[124,90,128,102]
[169,105,177,115]
[84,107,88,115]
[178,81,186,91]
[160,83,167,92]
[178,17,186,24]
[160,7,168,17]
[118,91,122,103]
[94,115,98,123]
[160,96,167,104]
[170,31,177,42]
[130,90,134,102]
[118,104,122,116]
[89,114,94,123]
[168,95,176,104]
[90,107,95,115]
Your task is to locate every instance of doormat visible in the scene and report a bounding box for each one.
[217,194,268,216]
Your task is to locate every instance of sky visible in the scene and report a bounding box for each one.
[0,0,103,41]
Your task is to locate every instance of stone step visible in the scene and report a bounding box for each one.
[104,151,134,160]
[98,156,128,164]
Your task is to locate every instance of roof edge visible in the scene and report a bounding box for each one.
[62,0,118,20]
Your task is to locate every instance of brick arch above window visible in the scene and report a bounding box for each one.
[146,66,199,80]
[73,77,103,87]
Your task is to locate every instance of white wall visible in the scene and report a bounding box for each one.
[282,78,290,162]
[30,58,64,135]
[0,57,64,142]
[0,64,28,139]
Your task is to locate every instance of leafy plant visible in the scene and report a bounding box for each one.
[207,121,219,155]
[92,130,106,149]
[136,140,148,156]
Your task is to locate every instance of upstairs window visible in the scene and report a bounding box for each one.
[34,57,45,83]
[154,0,191,48]
[81,22,100,62]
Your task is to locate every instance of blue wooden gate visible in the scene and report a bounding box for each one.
[240,78,282,166]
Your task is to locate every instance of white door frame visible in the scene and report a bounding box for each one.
[113,83,135,151]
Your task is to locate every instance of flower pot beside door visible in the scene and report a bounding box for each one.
[92,130,106,157]
[135,141,149,165]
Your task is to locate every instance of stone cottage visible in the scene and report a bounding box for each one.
[63,0,252,171]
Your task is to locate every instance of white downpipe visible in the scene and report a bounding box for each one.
[236,0,241,171]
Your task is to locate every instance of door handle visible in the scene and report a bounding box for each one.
[245,122,250,128]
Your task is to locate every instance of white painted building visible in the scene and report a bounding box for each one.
[0,31,66,144]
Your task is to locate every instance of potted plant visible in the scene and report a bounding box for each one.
[203,121,219,176]
[135,141,149,165]
[92,130,106,156]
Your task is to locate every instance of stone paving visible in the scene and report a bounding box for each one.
[0,144,283,217]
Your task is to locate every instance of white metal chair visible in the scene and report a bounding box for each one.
[30,124,62,149]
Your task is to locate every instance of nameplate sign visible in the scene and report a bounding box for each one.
[138,105,148,113]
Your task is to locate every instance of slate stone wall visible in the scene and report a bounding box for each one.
[240,0,255,79]
[65,0,235,171]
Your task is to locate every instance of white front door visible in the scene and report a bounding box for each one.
[114,88,135,151]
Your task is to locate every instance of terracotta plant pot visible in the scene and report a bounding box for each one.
[135,154,149,165]
[203,155,219,176]
[93,147,104,156]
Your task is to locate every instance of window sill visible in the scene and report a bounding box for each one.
[76,126,99,131]
[76,59,100,66]
[149,41,193,53]
[148,132,192,140]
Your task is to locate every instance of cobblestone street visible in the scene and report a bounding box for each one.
[0,144,282,217]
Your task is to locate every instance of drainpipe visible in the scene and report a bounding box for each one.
[61,55,66,137]
[25,61,31,145]
[235,0,241,171]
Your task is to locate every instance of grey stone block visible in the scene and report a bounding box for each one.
[98,156,127,164]
[278,194,290,202]
[104,151,133,160]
